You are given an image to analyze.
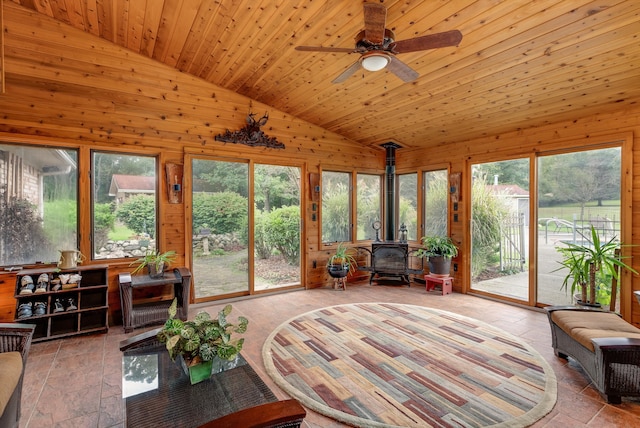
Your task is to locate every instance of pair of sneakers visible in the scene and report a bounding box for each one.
[19,274,49,294]
[17,301,47,318]
[53,298,77,313]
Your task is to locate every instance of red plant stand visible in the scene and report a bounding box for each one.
[424,274,453,295]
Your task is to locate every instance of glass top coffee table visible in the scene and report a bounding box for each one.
[121,330,277,428]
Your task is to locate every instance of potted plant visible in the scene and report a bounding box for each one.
[130,249,177,278]
[556,226,636,307]
[156,298,249,384]
[415,235,459,276]
[327,242,358,278]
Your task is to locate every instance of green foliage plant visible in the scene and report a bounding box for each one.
[130,249,176,275]
[264,205,300,265]
[415,236,458,259]
[470,178,508,279]
[116,194,156,238]
[327,242,358,274]
[253,209,271,259]
[192,192,248,235]
[157,299,248,365]
[555,225,636,305]
[0,195,52,265]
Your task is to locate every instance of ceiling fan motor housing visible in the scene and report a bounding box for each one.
[355,29,396,50]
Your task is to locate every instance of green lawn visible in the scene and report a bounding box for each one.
[108,223,136,240]
[538,200,620,223]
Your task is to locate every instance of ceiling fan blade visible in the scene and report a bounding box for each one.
[386,56,419,83]
[363,3,387,44]
[295,46,356,53]
[391,30,463,53]
[332,60,362,84]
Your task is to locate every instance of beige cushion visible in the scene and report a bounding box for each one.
[0,352,23,414]
[551,310,640,351]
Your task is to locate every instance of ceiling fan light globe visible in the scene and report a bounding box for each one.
[361,54,390,72]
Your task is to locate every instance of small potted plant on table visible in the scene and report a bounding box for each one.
[131,250,177,278]
[415,235,458,276]
[157,299,249,384]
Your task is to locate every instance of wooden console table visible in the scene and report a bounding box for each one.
[118,267,191,333]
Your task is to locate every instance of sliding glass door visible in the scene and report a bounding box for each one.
[254,164,301,291]
[537,147,622,307]
[470,158,530,302]
[468,144,624,308]
[191,158,302,300]
[191,159,249,299]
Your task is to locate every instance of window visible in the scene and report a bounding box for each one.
[423,169,448,237]
[322,171,351,242]
[356,173,382,240]
[92,152,157,259]
[398,173,418,240]
[0,143,78,266]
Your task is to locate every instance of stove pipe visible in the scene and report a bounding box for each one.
[382,142,401,241]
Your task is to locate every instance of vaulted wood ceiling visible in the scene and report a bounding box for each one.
[12,0,640,150]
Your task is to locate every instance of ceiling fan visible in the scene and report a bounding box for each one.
[295,3,462,84]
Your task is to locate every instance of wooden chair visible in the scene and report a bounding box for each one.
[0,323,35,428]
[197,399,306,428]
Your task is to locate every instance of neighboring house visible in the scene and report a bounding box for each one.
[489,184,530,226]
[109,174,156,206]
[0,146,76,212]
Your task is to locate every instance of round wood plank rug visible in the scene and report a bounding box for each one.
[263,303,556,427]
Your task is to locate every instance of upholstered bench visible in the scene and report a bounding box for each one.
[0,323,35,428]
[545,306,640,404]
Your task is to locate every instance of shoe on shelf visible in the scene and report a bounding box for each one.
[50,278,61,291]
[65,298,77,311]
[19,275,34,295]
[53,299,64,313]
[17,302,33,319]
[35,273,49,293]
[33,301,47,316]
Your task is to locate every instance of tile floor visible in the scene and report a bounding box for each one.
[19,282,640,427]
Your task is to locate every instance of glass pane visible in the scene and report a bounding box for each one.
[192,159,249,298]
[254,164,301,291]
[322,171,350,242]
[471,159,530,301]
[357,174,381,240]
[92,152,156,260]
[398,173,417,240]
[0,143,77,265]
[537,147,621,307]
[423,170,448,237]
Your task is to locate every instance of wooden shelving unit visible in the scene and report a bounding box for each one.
[13,264,109,342]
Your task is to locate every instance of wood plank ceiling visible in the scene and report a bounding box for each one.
[11,0,640,150]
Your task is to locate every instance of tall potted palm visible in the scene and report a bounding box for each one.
[556,226,636,307]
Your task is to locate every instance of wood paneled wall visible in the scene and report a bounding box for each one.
[399,107,640,324]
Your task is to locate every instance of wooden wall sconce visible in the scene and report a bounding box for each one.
[165,163,183,204]
[449,172,461,203]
